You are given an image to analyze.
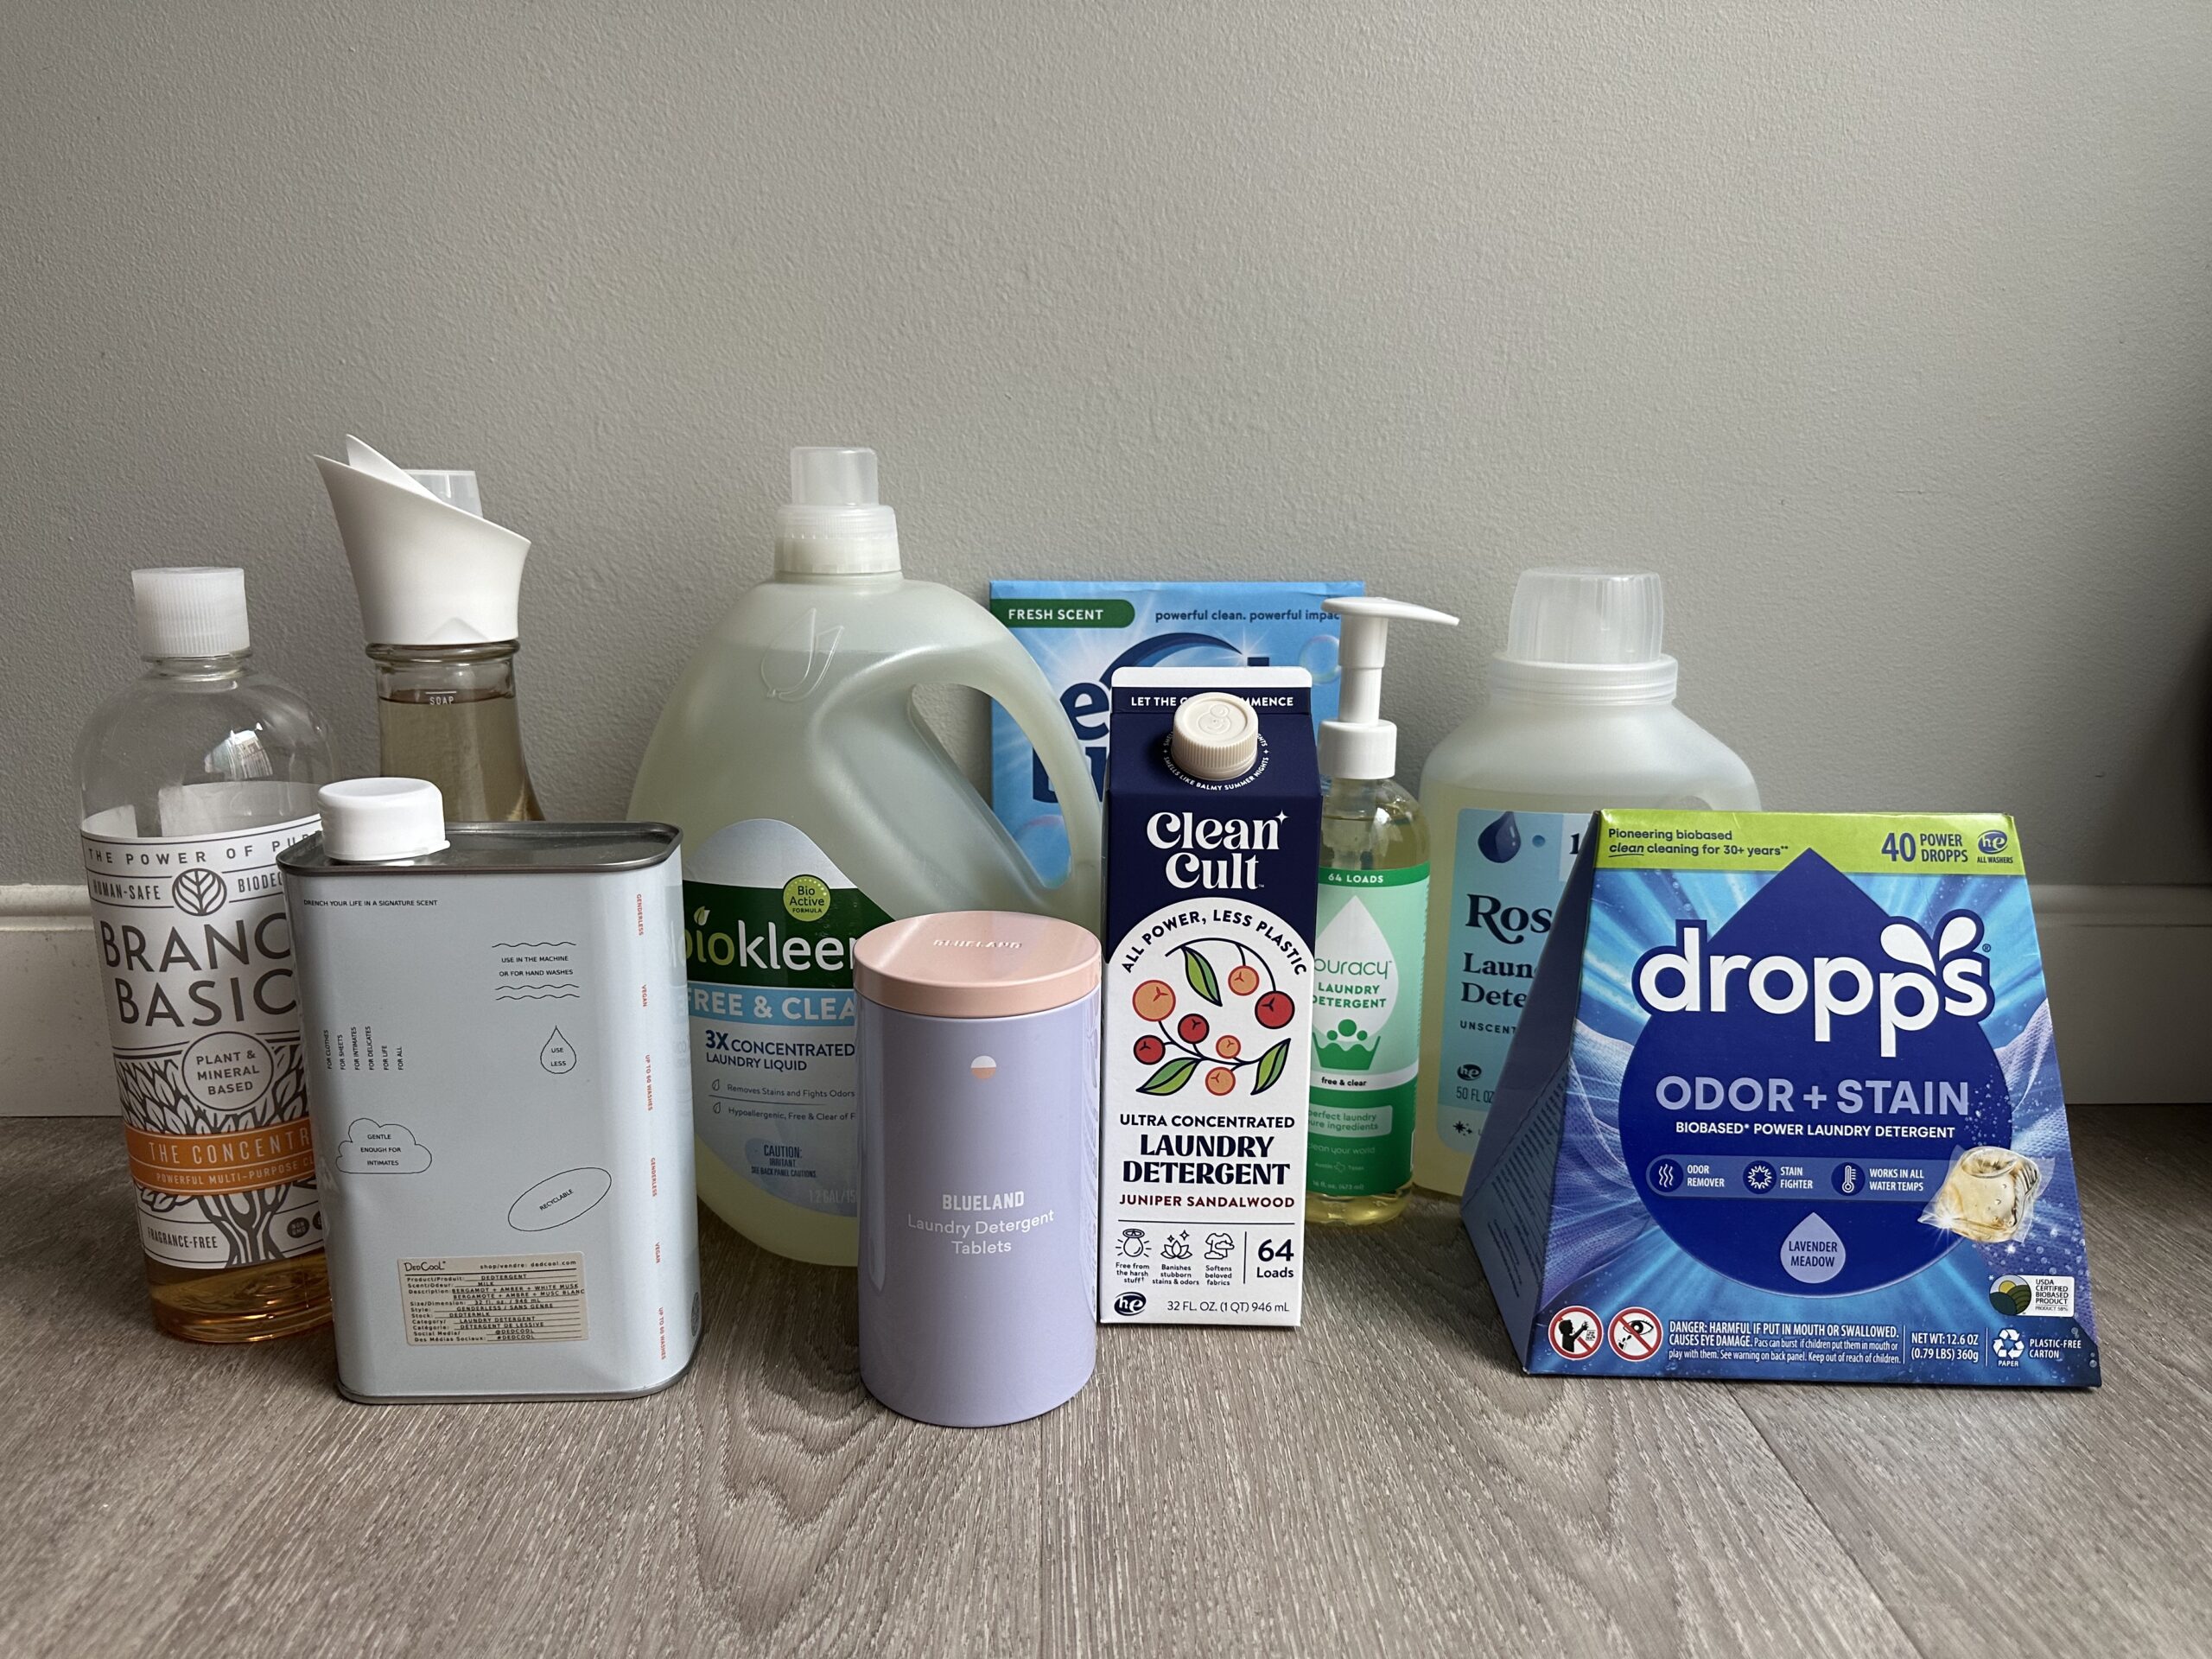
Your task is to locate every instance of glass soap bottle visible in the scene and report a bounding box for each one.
[315,435,543,820]
[1307,597,1459,1226]
[75,568,334,1341]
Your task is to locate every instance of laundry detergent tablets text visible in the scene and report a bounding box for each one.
[1463,810,2098,1386]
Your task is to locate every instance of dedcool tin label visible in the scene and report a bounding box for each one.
[1461,810,2100,1388]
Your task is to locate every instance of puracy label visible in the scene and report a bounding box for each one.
[683,819,892,1217]
[81,815,324,1269]
[1308,863,1427,1198]
[1433,810,1582,1154]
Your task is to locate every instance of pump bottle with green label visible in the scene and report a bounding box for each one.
[1415,569,1759,1198]
[1307,596,1459,1227]
[630,448,1101,1267]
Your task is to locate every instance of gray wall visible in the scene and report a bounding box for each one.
[7,3,2210,887]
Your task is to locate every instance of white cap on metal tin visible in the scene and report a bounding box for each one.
[1171,692,1262,780]
[133,567,251,658]
[318,778,450,862]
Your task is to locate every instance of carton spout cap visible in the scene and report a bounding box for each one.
[315,435,531,646]
[1319,596,1459,780]
[1171,692,1262,781]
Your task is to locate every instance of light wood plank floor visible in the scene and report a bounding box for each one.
[1,1109,2204,1657]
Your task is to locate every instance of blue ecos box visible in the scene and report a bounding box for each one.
[989,581,1358,884]
[1465,810,2099,1387]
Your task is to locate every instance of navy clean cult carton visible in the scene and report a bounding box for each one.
[989,581,1358,884]
[1099,667,1321,1327]
[1465,810,2099,1386]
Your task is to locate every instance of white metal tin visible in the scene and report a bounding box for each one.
[281,823,701,1402]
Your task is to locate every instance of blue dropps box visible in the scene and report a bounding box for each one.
[988,581,1359,884]
[1465,810,2100,1387]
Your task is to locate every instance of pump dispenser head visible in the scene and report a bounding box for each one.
[777,446,900,575]
[1317,596,1459,780]
[315,435,531,646]
[1492,569,1676,703]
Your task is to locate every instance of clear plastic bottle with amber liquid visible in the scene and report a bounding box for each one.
[1306,598,1459,1227]
[316,437,544,821]
[75,569,334,1341]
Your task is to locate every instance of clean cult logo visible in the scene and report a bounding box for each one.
[1630,912,1991,1058]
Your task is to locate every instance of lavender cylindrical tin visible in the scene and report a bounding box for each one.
[855,911,1101,1427]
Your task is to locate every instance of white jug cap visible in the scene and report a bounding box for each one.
[1171,692,1262,780]
[318,778,450,862]
[776,446,901,575]
[1493,568,1678,704]
[315,435,531,645]
[133,567,250,658]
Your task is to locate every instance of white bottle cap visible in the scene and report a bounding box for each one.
[1491,568,1678,704]
[1171,692,1262,780]
[776,446,901,575]
[1317,596,1459,780]
[315,435,531,645]
[317,778,450,862]
[132,567,251,658]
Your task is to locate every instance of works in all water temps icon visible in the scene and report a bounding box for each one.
[1548,1305,1601,1360]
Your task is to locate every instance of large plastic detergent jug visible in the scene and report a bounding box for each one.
[1415,569,1758,1200]
[631,448,1101,1266]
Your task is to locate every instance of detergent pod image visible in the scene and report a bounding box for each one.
[1464,810,2098,1386]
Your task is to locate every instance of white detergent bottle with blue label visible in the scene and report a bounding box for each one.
[630,448,1101,1266]
[1415,569,1758,1198]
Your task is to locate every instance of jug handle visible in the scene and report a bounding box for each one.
[838,626,1103,931]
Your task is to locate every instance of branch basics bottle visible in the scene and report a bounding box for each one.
[1415,569,1759,1198]
[1307,597,1459,1227]
[315,436,543,820]
[75,569,334,1340]
[631,448,1102,1267]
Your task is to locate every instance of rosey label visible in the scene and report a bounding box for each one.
[1633,911,1992,1058]
[1147,810,1282,891]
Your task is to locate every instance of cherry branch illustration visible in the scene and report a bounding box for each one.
[1128,940,1294,1097]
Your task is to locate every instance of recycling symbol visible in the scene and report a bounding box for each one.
[1993,1328,2024,1361]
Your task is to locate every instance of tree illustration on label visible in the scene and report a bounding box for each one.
[1314,896,1394,1074]
[540,1027,578,1074]
[120,1032,310,1265]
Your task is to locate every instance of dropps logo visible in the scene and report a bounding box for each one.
[1631,911,1991,1058]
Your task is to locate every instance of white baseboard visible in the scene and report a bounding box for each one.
[5,881,2207,1113]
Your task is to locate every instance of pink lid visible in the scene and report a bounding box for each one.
[855,911,1101,1019]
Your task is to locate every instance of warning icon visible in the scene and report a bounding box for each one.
[1607,1306,1663,1362]
[1548,1306,1602,1361]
